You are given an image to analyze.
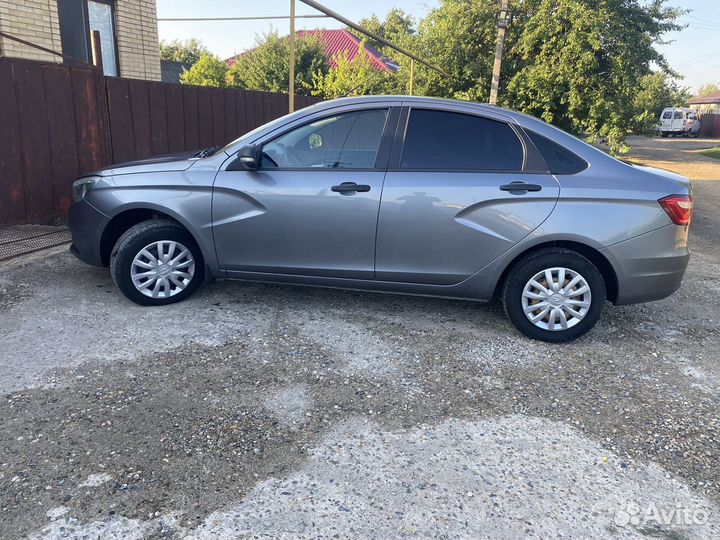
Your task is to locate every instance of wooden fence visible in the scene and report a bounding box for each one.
[0,56,319,226]
[699,113,720,138]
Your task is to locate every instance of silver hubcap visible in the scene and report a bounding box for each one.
[130,240,195,299]
[522,267,591,331]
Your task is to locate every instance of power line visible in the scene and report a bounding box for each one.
[297,0,450,78]
[158,14,328,22]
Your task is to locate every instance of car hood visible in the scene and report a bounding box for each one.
[96,152,198,176]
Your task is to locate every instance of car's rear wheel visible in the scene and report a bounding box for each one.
[660,131,668,138]
[502,248,605,342]
[110,219,204,306]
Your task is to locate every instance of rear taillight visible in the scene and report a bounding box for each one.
[659,194,693,226]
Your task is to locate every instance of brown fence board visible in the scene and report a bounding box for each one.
[166,84,185,153]
[128,79,152,159]
[0,56,321,226]
[0,61,26,225]
[148,83,169,155]
[106,77,135,164]
[73,68,105,174]
[182,85,199,151]
[43,65,79,216]
[16,62,54,222]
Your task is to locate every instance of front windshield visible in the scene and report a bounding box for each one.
[219,105,319,154]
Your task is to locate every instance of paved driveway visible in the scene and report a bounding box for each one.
[622,135,720,180]
[1,147,719,539]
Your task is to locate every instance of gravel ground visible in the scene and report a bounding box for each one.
[1,146,719,539]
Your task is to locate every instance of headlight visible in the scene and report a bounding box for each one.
[72,176,100,202]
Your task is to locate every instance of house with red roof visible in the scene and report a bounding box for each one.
[228,29,399,72]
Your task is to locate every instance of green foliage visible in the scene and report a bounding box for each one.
[630,73,691,134]
[180,54,228,88]
[697,83,720,97]
[160,38,209,66]
[312,42,394,98]
[696,147,720,160]
[501,0,685,153]
[227,31,329,96]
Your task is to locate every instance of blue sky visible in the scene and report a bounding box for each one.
[157,0,720,93]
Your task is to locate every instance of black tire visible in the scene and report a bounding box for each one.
[110,219,204,306]
[660,132,668,138]
[502,248,606,343]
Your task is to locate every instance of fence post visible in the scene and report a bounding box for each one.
[91,30,103,74]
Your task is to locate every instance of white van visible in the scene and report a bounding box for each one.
[658,107,700,137]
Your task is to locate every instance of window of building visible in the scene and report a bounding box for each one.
[57,0,118,76]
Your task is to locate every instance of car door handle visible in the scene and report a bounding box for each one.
[499,181,543,193]
[331,182,371,193]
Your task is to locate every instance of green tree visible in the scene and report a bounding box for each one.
[631,73,691,134]
[312,42,393,98]
[180,53,228,87]
[160,38,209,66]
[227,31,329,96]
[353,9,419,95]
[501,0,685,152]
[697,82,720,96]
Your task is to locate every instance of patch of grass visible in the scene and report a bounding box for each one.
[696,147,720,160]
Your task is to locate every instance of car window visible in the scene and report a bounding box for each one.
[400,109,524,171]
[674,111,683,119]
[261,109,388,169]
[662,111,672,119]
[687,112,696,120]
[526,130,588,175]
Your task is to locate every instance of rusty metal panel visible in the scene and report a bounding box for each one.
[16,61,54,222]
[72,68,106,174]
[0,60,27,226]
[43,64,79,217]
[106,77,135,164]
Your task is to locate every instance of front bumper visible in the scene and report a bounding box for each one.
[603,224,690,305]
[68,199,110,266]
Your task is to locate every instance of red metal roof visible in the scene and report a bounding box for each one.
[688,92,720,105]
[227,29,398,72]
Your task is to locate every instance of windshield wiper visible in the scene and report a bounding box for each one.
[194,145,218,158]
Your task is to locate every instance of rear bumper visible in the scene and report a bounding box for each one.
[603,224,690,305]
[69,199,109,267]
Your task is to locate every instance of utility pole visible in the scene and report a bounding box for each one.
[489,0,510,105]
[288,0,296,113]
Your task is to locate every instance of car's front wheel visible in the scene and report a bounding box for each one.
[110,219,204,306]
[502,248,606,342]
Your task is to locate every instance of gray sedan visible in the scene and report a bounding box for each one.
[69,96,692,342]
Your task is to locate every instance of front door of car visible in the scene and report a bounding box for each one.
[212,106,397,279]
[375,106,560,285]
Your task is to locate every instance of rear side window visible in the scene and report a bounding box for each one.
[674,111,683,119]
[400,109,524,171]
[526,130,588,175]
[662,111,672,119]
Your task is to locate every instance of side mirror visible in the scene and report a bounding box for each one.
[230,144,260,171]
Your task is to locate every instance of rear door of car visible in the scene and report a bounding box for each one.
[374,104,560,285]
